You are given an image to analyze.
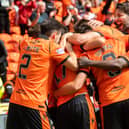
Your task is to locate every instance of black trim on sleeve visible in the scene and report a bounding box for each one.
[80,45,86,52]
[78,70,89,75]
[60,55,70,65]
[49,41,51,54]
[94,31,104,37]
[118,56,129,67]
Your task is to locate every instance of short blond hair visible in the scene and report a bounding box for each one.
[36,1,46,7]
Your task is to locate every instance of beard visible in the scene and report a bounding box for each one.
[122,25,129,34]
[115,21,129,34]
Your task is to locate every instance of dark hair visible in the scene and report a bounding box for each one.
[74,19,92,33]
[116,2,129,15]
[40,18,68,36]
[28,24,41,37]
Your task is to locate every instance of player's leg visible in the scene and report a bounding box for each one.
[122,99,129,129]
[56,94,97,129]
[6,103,25,129]
[101,102,123,129]
[6,103,52,129]
[85,94,98,129]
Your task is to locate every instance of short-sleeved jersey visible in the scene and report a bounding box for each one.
[118,51,129,65]
[80,38,129,107]
[10,37,69,111]
[95,27,129,51]
[54,45,87,106]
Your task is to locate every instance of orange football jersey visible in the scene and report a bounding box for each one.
[10,37,69,111]
[54,45,87,106]
[81,38,129,107]
[95,25,124,39]
[121,35,129,51]
[118,50,129,63]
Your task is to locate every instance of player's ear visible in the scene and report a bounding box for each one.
[50,31,57,40]
[50,31,62,44]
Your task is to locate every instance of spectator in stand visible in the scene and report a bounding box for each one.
[44,0,55,16]
[83,3,96,20]
[104,11,114,25]
[16,0,37,35]
[0,0,14,33]
[63,5,81,32]
[102,0,113,15]
[29,1,48,26]
[75,0,86,17]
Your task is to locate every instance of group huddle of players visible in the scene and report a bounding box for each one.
[0,1,129,129]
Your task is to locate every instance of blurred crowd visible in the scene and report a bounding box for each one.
[1,0,129,35]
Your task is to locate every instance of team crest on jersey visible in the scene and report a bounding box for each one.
[56,48,65,54]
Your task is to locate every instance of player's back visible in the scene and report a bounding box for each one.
[10,37,53,111]
[95,25,124,39]
[85,38,129,106]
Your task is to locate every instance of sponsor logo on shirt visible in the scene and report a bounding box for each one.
[56,48,65,54]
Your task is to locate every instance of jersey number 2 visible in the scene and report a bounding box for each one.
[18,54,31,79]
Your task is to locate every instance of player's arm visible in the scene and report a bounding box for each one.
[79,56,129,70]
[28,9,40,27]
[54,72,87,97]
[61,42,78,71]
[51,41,78,71]
[67,31,101,45]
[63,52,78,71]
[82,36,106,50]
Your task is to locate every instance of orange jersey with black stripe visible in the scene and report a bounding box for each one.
[81,38,129,107]
[54,45,87,106]
[10,37,69,111]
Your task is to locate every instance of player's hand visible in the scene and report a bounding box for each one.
[79,56,91,68]
[88,20,103,29]
[65,42,73,53]
[67,8,72,16]
[36,8,40,17]
[60,32,73,49]
[49,10,57,18]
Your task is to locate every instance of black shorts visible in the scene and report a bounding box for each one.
[6,103,52,129]
[101,99,129,129]
[55,94,97,129]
